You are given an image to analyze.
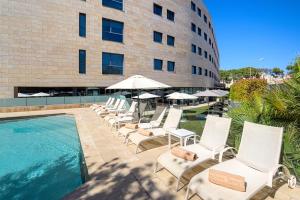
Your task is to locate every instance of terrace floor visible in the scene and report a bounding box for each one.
[0,108,298,200]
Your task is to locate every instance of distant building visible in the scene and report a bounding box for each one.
[0,0,220,98]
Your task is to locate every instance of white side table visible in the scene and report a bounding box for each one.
[167,129,196,149]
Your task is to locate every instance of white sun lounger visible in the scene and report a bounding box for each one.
[118,106,167,142]
[185,121,285,200]
[127,108,182,154]
[99,99,126,116]
[155,115,232,191]
[91,97,112,110]
[93,97,115,112]
[96,99,121,115]
[104,101,138,125]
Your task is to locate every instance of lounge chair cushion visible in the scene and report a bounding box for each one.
[128,128,166,145]
[188,159,268,200]
[171,147,197,161]
[157,144,212,178]
[125,123,138,129]
[208,169,246,192]
[138,128,153,136]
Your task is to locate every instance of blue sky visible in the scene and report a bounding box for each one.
[204,0,300,70]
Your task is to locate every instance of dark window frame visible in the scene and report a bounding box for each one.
[102,52,124,75]
[167,9,175,21]
[102,18,124,43]
[191,44,197,53]
[79,13,86,37]
[198,67,202,75]
[154,59,163,71]
[153,31,163,43]
[192,65,197,75]
[153,3,163,16]
[167,61,175,72]
[191,1,196,11]
[167,35,175,46]
[79,49,86,74]
[102,0,123,11]
[191,23,196,32]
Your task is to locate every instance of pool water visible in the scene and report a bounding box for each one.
[0,115,85,200]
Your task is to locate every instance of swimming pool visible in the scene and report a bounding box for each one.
[0,115,87,200]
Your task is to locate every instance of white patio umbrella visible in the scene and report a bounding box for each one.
[133,92,160,99]
[211,89,229,96]
[167,92,198,100]
[31,92,50,97]
[193,90,222,97]
[106,75,171,117]
[18,93,31,98]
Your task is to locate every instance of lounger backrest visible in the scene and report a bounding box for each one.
[128,101,138,113]
[163,108,183,129]
[108,98,115,107]
[132,102,147,120]
[236,121,283,173]
[105,97,112,106]
[112,99,120,109]
[151,106,166,121]
[117,99,126,110]
[200,115,231,150]
[155,107,167,124]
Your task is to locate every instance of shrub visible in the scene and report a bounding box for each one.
[229,78,267,102]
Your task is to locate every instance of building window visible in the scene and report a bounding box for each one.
[209,38,211,45]
[153,3,162,16]
[154,59,163,71]
[167,10,175,21]
[197,27,202,36]
[153,31,163,43]
[167,61,175,72]
[79,50,86,74]
[205,69,208,76]
[79,13,86,37]
[204,51,208,58]
[191,1,196,11]
[191,23,196,32]
[102,52,124,75]
[204,32,207,41]
[191,44,196,53]
[102,18,124,43]
[192,66,197,74]
[197,7,201,17]
[102,0,123,11]
[198,67,202,75]
[209,54,212,62]
[204,14,207,23]
[198,47,202,56]
[209,71,212,77]
[167,35,175,46]
[209,22,211,29]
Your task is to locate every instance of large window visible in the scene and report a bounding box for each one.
[102,18,124,43]
[198,67,202,75]
[102,0,123,11]
[79,13,86,37]
[204,14,207,23]
[154,59,163,71]
[204,51,208,59]
[205,69,208,76]
[167,61,175,72]
[204,32,207,41]
[191,1,196,11]
[167,35,175,46]
[102,52,124,75]
[191,44,196,53]
[167,10,175,21]
[153,31,163,43]
[153,3,162,16]
[192,66,197,75]
[79,50,86,74]
[191,23,196,32]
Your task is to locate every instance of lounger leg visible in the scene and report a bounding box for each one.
[154,162,159,173]
[176,178,180,191]
[135,145,139,154]
[185,187,190,200]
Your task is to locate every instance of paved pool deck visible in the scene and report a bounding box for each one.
[0,108,298,200]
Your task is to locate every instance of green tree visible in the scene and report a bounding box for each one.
[272,67,284,77]
[220,67,263,82]
[286,56,300,75]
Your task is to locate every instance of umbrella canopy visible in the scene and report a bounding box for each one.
[18,93,31,98]
[193,90,222,97]
[106,75,171,90]
[167,92,198,100]
[211,89,229,96]
[31,92,50,97]
[133,92,160,99]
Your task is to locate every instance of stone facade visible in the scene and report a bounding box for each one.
[0,0,220,98]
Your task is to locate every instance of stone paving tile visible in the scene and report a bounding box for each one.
[1,108,298,200]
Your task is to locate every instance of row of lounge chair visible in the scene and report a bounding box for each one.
[90,97,296,200]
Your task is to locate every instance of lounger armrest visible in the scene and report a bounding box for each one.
[184,135,201,146]
[211,145,227,159]
[218,146,237,163]
[268,164,297,188]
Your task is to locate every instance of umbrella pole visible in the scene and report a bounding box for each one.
[138,89,141,119]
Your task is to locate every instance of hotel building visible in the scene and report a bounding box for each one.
[0,0,220,98]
